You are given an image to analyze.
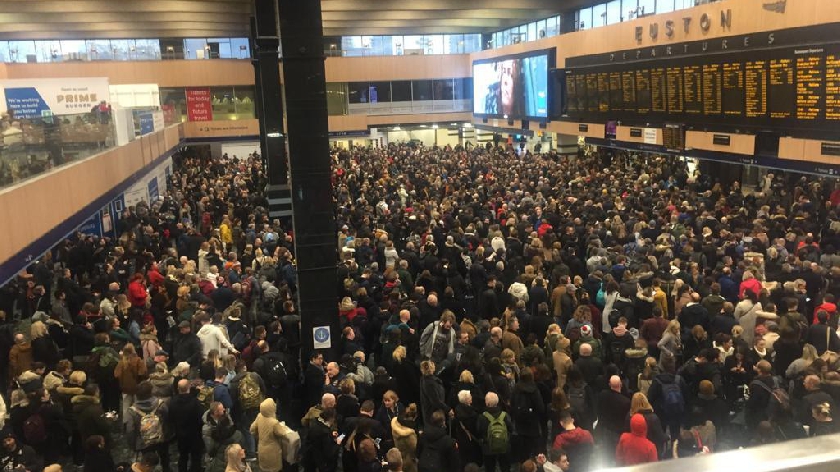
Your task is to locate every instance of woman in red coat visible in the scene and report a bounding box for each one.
[127,273,148,308]
[616,414,659,466]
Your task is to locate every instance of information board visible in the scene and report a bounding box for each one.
[562,43,840,135]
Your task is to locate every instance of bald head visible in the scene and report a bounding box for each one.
[321,393,336,408]
[691,292,701,302]
[609,375,622,392]
[177,379,190,394]
[579,343,592,357]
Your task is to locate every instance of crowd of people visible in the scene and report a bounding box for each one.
[0,141,839,472]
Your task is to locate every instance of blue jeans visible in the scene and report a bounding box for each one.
[239,408,259,458]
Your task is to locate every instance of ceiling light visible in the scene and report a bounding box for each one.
[393,126,401,131]
[432,124,438,129]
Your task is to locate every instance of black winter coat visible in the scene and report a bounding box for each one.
[417,425,459,472]
[512,381,546,438]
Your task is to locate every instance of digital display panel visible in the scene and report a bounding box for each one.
[473,50,552,119]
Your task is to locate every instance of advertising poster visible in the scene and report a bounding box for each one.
[139,113,155,135]
[186,87,213,122]
[78,211,103,238]
[1,78,110,119]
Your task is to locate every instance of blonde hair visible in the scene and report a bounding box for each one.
[802,343,818,363]
[68,371,87,385]
[420,360,436,376]
[667,319,680,335]
[392,345,406,363]
[30,321,48,340]
[501,348,516,363]
[459,370,475,384]
[630,392,654,415]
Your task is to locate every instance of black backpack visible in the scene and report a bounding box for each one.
[264,356,288,390]
[567,384,586,413]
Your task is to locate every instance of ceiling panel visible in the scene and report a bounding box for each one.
[0,0,580,40]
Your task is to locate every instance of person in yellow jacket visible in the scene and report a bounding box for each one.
[219,217,233,252]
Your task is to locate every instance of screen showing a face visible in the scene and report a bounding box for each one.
[473,53,549,118]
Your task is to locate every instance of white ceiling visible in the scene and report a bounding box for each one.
[0,0,580,39]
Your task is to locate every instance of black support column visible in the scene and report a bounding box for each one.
[278,0,339,359]
[252,0,292,218]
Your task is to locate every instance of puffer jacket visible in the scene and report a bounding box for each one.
[149,371,174,399]
[249,398,291,472]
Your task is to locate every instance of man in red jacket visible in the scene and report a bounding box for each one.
[615,414,658,466]
[552,411,594,472]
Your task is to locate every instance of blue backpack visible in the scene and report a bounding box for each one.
[595,282,606,308]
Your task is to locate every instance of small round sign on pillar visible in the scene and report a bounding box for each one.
[313,326,331,349]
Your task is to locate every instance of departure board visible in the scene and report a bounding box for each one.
[769,58,795,119]
[597,72,610,112]
[796,53,823,121]
[703,63,723,115]
[566,72,578,113]
[609,72,622,111]
[722,62,745,116]
[827,50,840,121]
[745,60,767,118]
[561,42,840,134]
[651,67,667,113]
[622,71,636,112]
[575,73,587,113]
[636,69,651,114]
[684,65,702,114]
[586,73,598,112]
[666,66,684,113]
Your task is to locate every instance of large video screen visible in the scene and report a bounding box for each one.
[473,50,552,119]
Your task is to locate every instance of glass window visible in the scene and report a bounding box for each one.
[453,78,472,100]
[635,0,653,16]
[403,36,424,54]
[58,40,85,60]
[578,8,592,30]
[537,20,547,39]
[528,22,537,42]
[135,39,161,60]
[34,41,61,62]
[674,0,692,10]
[369,36,390,56]
[391,81,412,102]
[656,0,674,12]
[501,29,510,46]
[230,38,250,58]
[464,34,481,53]
[391,36,404,55]
[210,86,236,117]
[606,0,622,24]
[546,16,560,37]
[433,79,453,101]
[0,42,9,62]
[160,87,187,123]
[160,39,183,59]
[426,35,443,55]
[348,82,370,104]
[184,39,209,59]
[326,83,348,116]
[87,40,113,60]
[412,80,433,101]
[8,41,35,63]
[593,3,608,27]
[369,82,391,102]
[233,86,255,116]
[208,38,232,59]
[109,40,131,61]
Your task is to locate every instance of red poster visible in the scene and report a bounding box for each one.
[186,87,213,122]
